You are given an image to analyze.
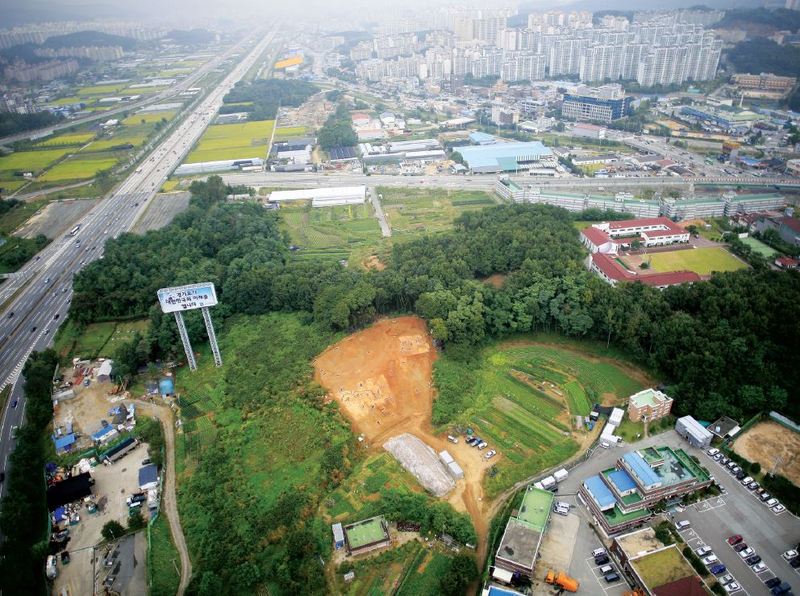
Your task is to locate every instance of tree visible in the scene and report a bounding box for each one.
[127,509,146,531]
[101,520,125,541]
[440,554,478,596]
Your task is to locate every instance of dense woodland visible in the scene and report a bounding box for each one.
[219,78,318,121]
[0,111,62,137]
[317,103,358,148]
[71,176,800,423]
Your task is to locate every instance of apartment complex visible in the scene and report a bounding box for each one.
[732,72,797,91]
[580,445,712,534]
[627,389,674,423]
[562,84,633,123]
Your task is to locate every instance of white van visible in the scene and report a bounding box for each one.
[675,520,691,530]
[741,476,753,485]
[554,505,570,516]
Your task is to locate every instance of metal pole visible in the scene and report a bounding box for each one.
[174,311,197,371]
[201,307,223,367]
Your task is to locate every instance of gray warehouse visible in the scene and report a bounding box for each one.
[675,415,713,449]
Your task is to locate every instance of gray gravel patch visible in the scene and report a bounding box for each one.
[14,198,97,239]
[133,191,191,234]
[383,433,454,497]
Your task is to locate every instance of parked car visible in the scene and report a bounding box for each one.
[772,504,785,514]
[477,442,488,450]
[766,498,779,507]
[702,555,719,565]
[765,577,781,588]
[595,554,610,565]
[789,557,799,568]
[760,492,772,502]
[696,546,713,557]
[722,582,740,593]
[713,453,723,461]
[738,547,755,558]
[746,555,762,566]
[734,542,749,552]
[719,574,734,585]
[727,535,743,546]
[710,564,727,575]
[720,456,730,465]
[735,471,746,480]
[599,565,615,575]
[604,572,620,583]
[781,550,798,561]
[741,476,753,485]
[752,562,767,573]
[675,520,691,530]
[707,448,719,456]
[592,548,607,559]
[747,481,759,491]
[770,581,792,595]
[484,450,497,460]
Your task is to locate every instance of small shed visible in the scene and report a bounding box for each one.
[332,522,345,550]
[159,378,175,397]
[708,416,740,439]
[97,360,113,382]
[447,461,464,480]
[54,433,77,454]
[138,464,159,491]
[609,407,624,426]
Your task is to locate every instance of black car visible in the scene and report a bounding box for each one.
[735,471,747,480]
[790,557,800,569]
[734,543,749,552]
[0,471,5,482]
[7,312,13,318]
[746,554,762,566]
[54,313,59,320]
[604,572,620,583]
[30,326,36,333]
[765,577,781,588]
[595,555,610,565]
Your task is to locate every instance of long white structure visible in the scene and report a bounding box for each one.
[268,186,367,206]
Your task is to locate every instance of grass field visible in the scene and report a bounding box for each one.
[648,247,747,275]
[345,516,388,549]
[39,156,118,182]
[34,132,96,147]
[435,340,646,496]
[0,148,70,175]
[279,202,382,262]
[185,120,274,163]
[378,187,497,237]
[77,83,128,96]
[123,110,177,125]
[631,546,696,588]
[740,236,778,258]
[0,197,48,234]
[149,513,181,596]
[273,126,307,140]
[334,541,425,596]
[53,319,149,359]
[396,550,452,596]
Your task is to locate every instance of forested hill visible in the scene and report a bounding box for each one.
[70,177,800,422]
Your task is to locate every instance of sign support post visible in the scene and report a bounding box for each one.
[201,307,222,367]
[157,282,221,373]
[174,311,197,372]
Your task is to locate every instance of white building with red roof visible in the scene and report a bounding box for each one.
[581,217,690,252]
[589,253,701,289]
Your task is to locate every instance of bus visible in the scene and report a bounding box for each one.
[69,225,81,236]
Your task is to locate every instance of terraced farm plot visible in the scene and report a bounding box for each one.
[647,247,746,275]
[379,187,496,236]
[279,202,381,262]
[334,542,425,596]
[39,156,118,182]
[436,341,647,495]
[185,120,274,163]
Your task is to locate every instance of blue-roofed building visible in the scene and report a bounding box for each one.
[139,464,159,490]
[456,141,553,174]
[485,585,526,596]
[622,452,662,491]
[54,433,77,453]
[91,424,117,444]
[469,131,496,145]
[584,475,616,511]
[607,469,637,496]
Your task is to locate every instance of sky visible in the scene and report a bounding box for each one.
[0,0,769,28]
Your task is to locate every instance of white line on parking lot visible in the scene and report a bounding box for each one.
[584,557,626,594]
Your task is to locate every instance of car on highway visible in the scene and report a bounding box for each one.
[11,399,17,408]
[54,313,59,319]
[7,312,13,318]
[30,326,36,333]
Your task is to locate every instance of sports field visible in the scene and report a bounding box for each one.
[740,236,778,258]
[648,247,746,275]
[185,120,274,163]
[517,487,554,531]
[345,516,388,549]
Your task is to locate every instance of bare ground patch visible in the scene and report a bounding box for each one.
[733,421,800,487]
[14,198,97,239]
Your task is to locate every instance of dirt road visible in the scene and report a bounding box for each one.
[139,402,193,595]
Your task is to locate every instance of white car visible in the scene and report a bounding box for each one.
[782,549,799,560]
[484,450,497,460]
[738,547,754,558]
[702,555,719,565]
[766,498,779,507]
[752,562,767,573]
[722,582,740,593]
[696,546,713,557]
[707,448,719,456]
[719,574,734,585]
[773,504,786,513]
[477,442,488,450]
[675,520,691,530]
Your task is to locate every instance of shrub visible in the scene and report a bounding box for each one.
[102,520,126,541]
[683,546,709,577]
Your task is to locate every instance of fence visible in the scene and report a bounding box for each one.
[769,411,800,434]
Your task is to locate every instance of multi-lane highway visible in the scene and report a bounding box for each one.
[0,28,278,493]
[0,39,255,147]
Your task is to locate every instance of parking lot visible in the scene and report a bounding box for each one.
[671,448,800,595]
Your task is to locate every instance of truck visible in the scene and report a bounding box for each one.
[545,570,579,592]
[554,468,568,483]
[540,476,557,490]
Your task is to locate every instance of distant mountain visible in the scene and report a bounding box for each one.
[164,29,215,46]
[1,31,138,64]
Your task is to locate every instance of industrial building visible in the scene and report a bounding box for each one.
[675,415,713,449]
[580,445,712,535]
[268,186,367,207]
[627,389,674,423]
[494,486,554,578]
[456,141,554,173]
[561,85,632,123]
[174,158,264,176]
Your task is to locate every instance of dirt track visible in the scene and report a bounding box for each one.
[733,421,800,486]
[314,317,493,562]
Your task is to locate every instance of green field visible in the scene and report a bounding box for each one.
[334,541,426,596]
[396,550,452,596]
[34,132,96,147]
[345,516,388,549]
[649,247,747,275]
[279,202,382,262]
[516,487,554,531]
[123,110,177,125]
[148,514,181,596]
[39,156,118,182]
[185,120,274,163]
[54,319,149,359]
[273,126,307,140]
[740,236,778,258]
[378,187,497,237]
[434,340,645,496]
[77,83,128,96]
[0,148,70,175]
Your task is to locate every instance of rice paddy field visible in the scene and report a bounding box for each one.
[647,247,747,275]
[34,132,96,147]
[279,202,382,263]
[185,120,274,163]
[436,340,646,495]
[378,187,498,237]
[273,126,307,140]
[38,156,118,182]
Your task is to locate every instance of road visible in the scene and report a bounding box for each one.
[221,171,800,191]
[368,187,391,237]
[0,28,278,501]
[0,38,256,147]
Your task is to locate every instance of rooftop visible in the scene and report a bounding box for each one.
[495,518,541,570]
[630,388,672,409]
[606,468,637,493]
[630,545,699,591]
[585,474,617,509]
[344,516,389,549]
[708,415,740,438]
[615,527,663,559]
[458,141,552,170]
[604,504,651,524]
[591,253,701,287]
[623,452,662,490]
[653,576,707,596]
[516,486,554,532]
